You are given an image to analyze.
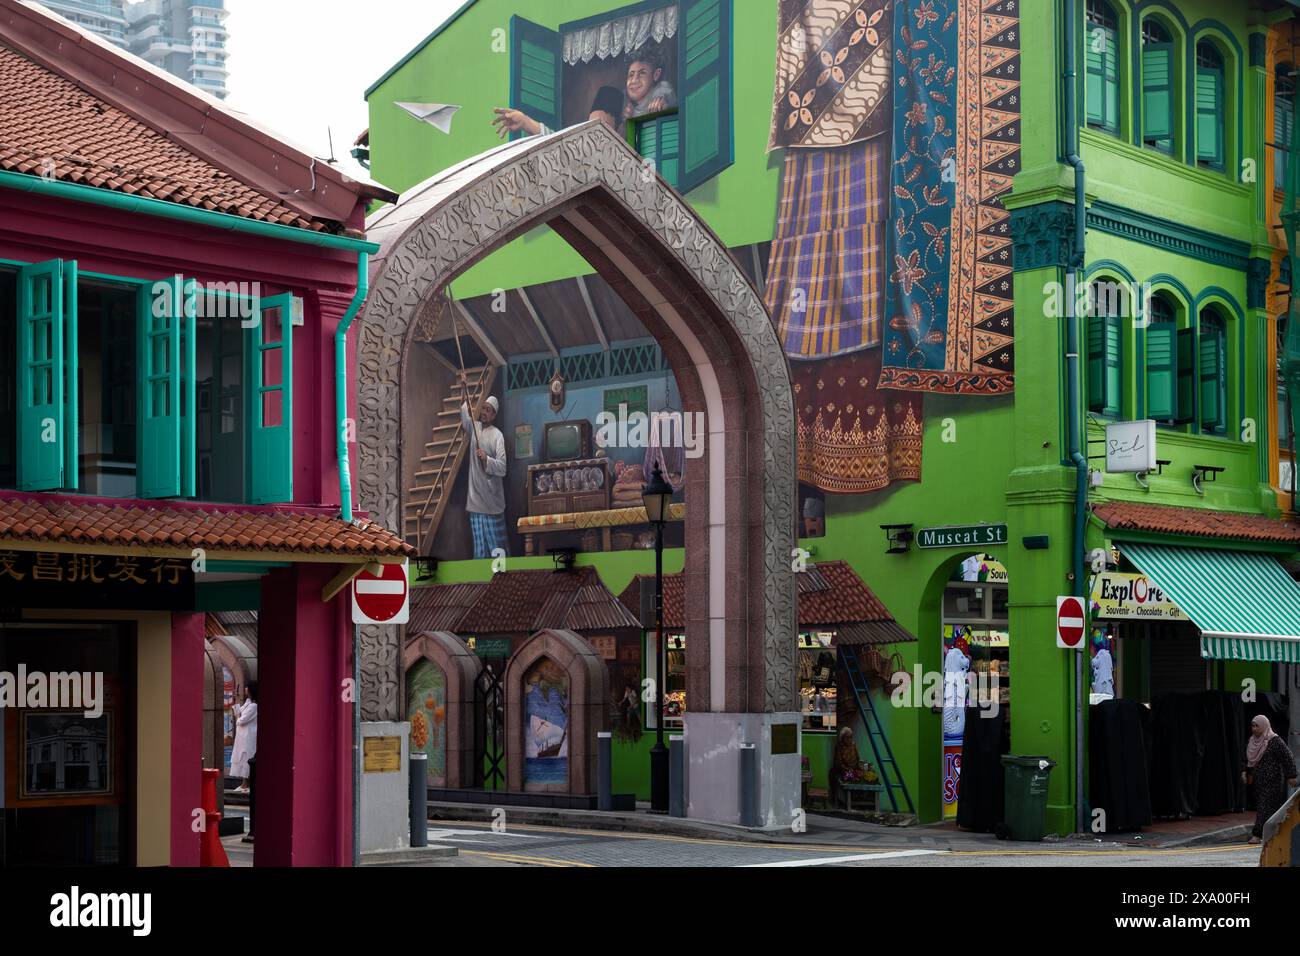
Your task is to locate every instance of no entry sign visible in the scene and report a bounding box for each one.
[1056,595,1086,650]
[352,561,410,625]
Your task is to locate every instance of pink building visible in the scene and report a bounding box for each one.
[0,0,405,866]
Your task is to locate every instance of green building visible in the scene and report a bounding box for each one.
[361,0,1300,832]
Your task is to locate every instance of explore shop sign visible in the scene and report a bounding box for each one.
[917,524,1008,549]
[1089,571,1187,621]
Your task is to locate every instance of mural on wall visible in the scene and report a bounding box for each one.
[561,4,679,132]
[406,659,448,787]
[523,658,570,785]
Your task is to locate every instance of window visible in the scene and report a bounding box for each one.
[78,284,139,497]
[0,270,15,488]
[1142,19,1175,154]
[1198,309,1227,435]
[1145,294,1184,425]
[1275,64,1294,191]
[1085,0,1120,135]
[634,113,681,188]
[1196,40,1226,170]
[1087,279,1125,417]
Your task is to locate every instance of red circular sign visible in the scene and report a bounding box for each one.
[353,563,408,623]
[1057,596,1086,648]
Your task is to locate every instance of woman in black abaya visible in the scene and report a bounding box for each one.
[1242,715,1298,843]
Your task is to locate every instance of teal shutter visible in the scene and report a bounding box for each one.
[1088,315,1122,417]
[1175,327,1196,424]
[16,259,66,491]
[509,16,561,138]
[63,260,79,491]
[1142,44,1173,147]
[1146,324,1176,420]
[139,276,182,498]
[637,115,681,188]
[678,0,734,193]
[1085,27,1117,132]
[1196,65,1224,167]
[1200,325,1227,433]
[180,278,197,498]
[247,294,294,504]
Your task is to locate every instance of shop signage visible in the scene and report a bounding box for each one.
[472,638,511,658]
[0,550,195,610]
[363,736,402,773]
[1056,596,1086,650]
[1089,571,1187,621]
[352,560,409,625]
[1104,420,1157,473]
[917,525,1008,549]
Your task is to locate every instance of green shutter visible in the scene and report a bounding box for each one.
[1085,27,1117,132]
[180,278,197,498]
[1142,44,1173,146]
[63,260,79,491]
[637,115,681,189]
[1200,325,1227,434]
[1146,323,1176,420]
[678,0,734,193]
[247,294,294,504]
[509,16,561,138]
[139,276,182,499]
[1088,315,1123,417]
[1196,66,1224,167]
[16,259,65,491]
[1176,327,1196,424]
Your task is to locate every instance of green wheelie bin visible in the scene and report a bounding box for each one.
[998,755,1056,841]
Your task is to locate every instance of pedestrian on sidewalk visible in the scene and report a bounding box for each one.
[231,683,258,793]
[1242,714,1297,844]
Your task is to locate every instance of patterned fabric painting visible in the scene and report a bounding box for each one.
[878,0,1020,395]
[768,0,894,151]
[793,351,923,494]
[764,139,890,357]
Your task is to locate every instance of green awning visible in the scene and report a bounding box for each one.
[1122,544,1300,663]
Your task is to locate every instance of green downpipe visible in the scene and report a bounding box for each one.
[336,253,368,523]
[0,169,379,254]
[1063,0,1088,835]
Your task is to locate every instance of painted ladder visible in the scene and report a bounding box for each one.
[840,651,915,815]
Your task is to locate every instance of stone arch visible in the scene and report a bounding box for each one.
[403,631,480,790]
[357,124,797,755]
[503,629,607,794]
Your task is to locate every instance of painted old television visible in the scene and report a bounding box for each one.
[542,420,592,462]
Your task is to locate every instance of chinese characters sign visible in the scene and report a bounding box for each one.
[0,551,196,610]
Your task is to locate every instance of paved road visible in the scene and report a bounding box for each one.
[416,821,1261,867]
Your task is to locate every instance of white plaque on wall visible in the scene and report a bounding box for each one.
[1105,420,1157,473]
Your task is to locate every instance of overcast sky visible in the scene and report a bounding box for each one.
[222,0,465,180]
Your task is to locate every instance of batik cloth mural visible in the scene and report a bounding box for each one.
[793,350,922,493]
[877,0,1019,395]
[764,139,890,356]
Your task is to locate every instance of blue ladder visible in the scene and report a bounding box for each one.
[841,651,915,815]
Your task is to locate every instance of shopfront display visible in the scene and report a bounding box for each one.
[798,632,837,732]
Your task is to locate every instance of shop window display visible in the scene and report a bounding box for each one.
[798,632,837,731]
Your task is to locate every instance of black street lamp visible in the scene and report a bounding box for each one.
[642,461,673,813]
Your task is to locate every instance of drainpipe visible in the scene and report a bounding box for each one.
[336,252,369,524]
[1063,0,1088,836]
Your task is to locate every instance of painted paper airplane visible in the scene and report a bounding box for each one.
[395,102,461,134]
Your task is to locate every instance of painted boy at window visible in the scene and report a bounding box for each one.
[622,49,675,118]
[493,86,625,138]
[458,372,509,559]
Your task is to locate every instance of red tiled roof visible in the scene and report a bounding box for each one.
[1091,501,1300,545]
[0,495,412,558]
[617,561,915,642]
[409,567,640,635]
[0,43,326,231]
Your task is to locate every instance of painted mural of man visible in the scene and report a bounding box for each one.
[492,85,625,139]
[622,50,676,118]
[459,372,508,559]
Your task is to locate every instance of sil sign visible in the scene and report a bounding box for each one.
[1056,595,1086,650]
[352,561,410,625]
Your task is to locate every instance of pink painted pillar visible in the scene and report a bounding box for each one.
[256,564,353,866]
[170,611,205,867]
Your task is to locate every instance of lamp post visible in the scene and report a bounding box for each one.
[642,461,673,813]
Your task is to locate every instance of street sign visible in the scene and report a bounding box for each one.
[916,524,1008,549]
[352,561,409,624]
[1056,595,1086,650]
[472,638,511,658]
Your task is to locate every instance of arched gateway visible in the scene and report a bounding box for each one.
[357,121,799,826]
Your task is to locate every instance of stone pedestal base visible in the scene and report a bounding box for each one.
[683,712,802,831]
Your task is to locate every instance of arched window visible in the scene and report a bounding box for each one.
[1145,294,1182,424]
[1196,40,1226,170]
[1198,309,1227,435]
[1087,279,1126,416]
[1142,19,1175,153]
[1276,63,1295,190]
[1085,0,1120,135]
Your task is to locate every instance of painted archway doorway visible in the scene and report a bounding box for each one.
[355,122,798,827]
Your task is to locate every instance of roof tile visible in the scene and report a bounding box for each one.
[1091,502,1300,544]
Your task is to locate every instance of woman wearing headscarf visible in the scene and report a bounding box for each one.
[1241,715,1297,843]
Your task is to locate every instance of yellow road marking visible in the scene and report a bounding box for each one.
[461,849,594,867]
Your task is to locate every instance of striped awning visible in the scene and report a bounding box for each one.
[1122,544,1300,663]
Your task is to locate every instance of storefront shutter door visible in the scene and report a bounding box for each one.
[139,275,183,498]
[678,0,733,193]
[509,16,561,139]
[1145,323,1176,420]
[16,259,68,491]
[1175,327,1196,424]
[1142,44,1173,142]
[247,294,294,504]
[1196,67,1223,166]
[1199,326,1226,433]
